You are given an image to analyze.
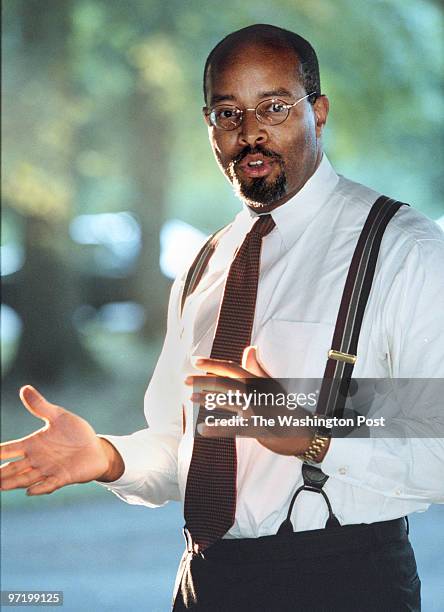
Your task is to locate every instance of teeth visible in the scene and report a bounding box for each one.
[248,160,264,166]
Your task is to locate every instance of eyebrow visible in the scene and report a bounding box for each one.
[259,88,294,99]
[209,94,236,105]
[209,88,295,106]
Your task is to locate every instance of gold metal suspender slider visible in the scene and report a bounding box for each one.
[328,349,357,365]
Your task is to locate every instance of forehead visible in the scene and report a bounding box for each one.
[206,42,303,103]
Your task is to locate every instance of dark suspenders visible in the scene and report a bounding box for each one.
[318,196,407,419]
[181,195,408,530]
[180,224,231,315]
[280,195,408,531]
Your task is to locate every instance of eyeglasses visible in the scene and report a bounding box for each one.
[205,92,316,131]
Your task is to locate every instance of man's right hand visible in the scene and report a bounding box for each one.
[0,386,125,496]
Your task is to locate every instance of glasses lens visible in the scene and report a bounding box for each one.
[257,100,289,125]
[210,106,242,130]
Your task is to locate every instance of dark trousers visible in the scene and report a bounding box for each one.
[172,518,420,611]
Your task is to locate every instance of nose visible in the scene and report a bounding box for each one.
[237,109,268,148]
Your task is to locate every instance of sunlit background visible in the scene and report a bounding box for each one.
[1,1,443,610]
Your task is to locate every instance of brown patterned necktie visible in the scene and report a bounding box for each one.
[184,214,276,552]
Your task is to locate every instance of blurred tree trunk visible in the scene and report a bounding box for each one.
[11,215,89,382]
[127,86,170,341]
[7,0,92,385]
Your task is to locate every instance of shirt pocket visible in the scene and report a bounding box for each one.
[254,319,335,379]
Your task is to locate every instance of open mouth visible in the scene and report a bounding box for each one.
[236,154,275,178]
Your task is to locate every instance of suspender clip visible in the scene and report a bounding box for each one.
[328,349,357,365]
[183,526,204,557]
[183,526,194,553]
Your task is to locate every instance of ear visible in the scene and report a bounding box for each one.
[313,95,329,138]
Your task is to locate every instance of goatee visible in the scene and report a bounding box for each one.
[227,146,287,208]
[232,171,287,208]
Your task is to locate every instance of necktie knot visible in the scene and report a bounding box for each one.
[250,214,275,237]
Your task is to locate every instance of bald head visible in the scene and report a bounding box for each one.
[203,24,321,104]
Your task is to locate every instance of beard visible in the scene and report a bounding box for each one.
[231,170,287,208]
[226,146,287,208]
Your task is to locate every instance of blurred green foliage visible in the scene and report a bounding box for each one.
[3,0,443,225]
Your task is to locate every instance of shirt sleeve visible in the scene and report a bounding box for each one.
[321,236,444,503]
[96,273,185,507]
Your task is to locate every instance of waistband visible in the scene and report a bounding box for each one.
[198,518,407,563]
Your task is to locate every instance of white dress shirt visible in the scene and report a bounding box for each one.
[99,155,444,537]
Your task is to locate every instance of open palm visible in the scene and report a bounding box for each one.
[0,386,110,495]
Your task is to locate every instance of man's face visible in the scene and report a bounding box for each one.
[204,43,329,211]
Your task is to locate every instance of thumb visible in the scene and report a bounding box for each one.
[242,346,270,377]
[19,385,61,423]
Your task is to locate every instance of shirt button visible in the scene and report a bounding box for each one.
[338,467,347,475]
[395,489,402,496]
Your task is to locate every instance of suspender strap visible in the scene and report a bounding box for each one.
[317,196,407,419]
[180,224,231,315]
[296,195,408,527]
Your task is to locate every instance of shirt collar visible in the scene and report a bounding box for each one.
[238,154,339,251]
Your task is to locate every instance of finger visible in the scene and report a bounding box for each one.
[188,378,245,397]
[186,378,241,399]
[0,439,26,461]
[1,467,44,490]
[192,359,253,380]
[186,373,227,387]
[0,457,32,480]
[185,375,208,387]
[191,356,237,369]
[185,374,231,389]
[19,385,60,423]
[27,475,59,496]
[242,346,270,377]
[0,466,34,489]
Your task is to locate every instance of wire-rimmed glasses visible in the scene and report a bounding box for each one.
[205,92,316,131]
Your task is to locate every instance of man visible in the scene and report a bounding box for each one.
[1,24,443,611]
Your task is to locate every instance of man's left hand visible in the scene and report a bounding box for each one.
[185,346,325,458]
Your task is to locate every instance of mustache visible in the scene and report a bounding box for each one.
[232,146,283,167]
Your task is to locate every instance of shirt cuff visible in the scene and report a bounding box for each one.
[95,430,180,506]
[96,433,144,488]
